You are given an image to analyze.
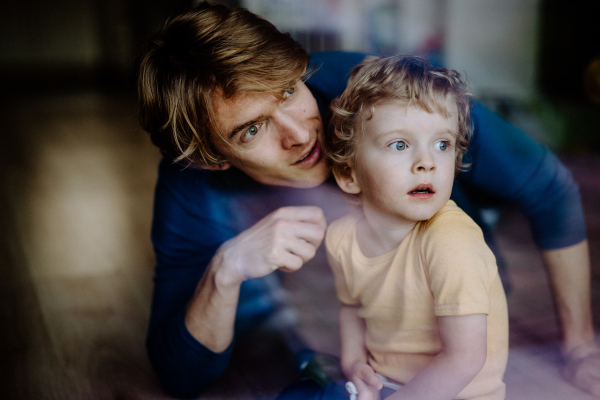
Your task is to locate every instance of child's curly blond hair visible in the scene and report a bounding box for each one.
[324,55,474,177]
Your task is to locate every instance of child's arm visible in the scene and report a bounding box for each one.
[389,313,487,400]
[339,305,383,399]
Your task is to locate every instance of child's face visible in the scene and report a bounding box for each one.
[337,101,458,226]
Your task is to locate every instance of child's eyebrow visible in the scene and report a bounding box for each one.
[378,128,409,137]
[377,127,458,138]
[376,128,413,140]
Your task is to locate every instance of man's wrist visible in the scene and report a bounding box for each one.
[183,247,242,352]
[562,321,597,359]
[211,244,245,291]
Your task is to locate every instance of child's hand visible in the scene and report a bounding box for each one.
[350,361,383,400]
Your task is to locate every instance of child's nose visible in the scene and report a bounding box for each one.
[412,150,436,173]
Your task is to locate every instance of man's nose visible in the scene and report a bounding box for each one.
[412,148,436,173]
[275,112,310,149]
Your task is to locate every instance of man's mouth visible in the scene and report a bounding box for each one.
[294,140,320,166]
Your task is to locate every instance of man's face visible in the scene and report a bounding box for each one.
[338,101,458,227]
[211,80,330,188]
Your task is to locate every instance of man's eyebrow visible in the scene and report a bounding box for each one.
[228,115,266,139]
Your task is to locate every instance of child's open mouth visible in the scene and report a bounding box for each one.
[408,184,435,197]
[409,188,433,194]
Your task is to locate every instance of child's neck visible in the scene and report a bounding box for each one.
[355,212,417,258]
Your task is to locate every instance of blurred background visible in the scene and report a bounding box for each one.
[1,0,599,399]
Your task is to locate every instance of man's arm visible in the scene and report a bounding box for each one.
[542,240,600,396]
[388,314,487,400]
[149,205,326,397]
[458,103,599,394]
[146,161,327,397]
[185,206,327,352]
[339,305,383,400]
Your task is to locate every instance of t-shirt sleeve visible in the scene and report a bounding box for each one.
[325,217,361,306]
[421,210,497,317]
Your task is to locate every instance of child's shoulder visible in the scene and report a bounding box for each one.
[428,200,472,223]
[325,213,361,251]
[423,200,482,239]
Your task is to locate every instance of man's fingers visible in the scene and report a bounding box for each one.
[286,238,318,262]
[572,370,600,397]
[273,206,326,227]
[564,352,600,396]
[225,206,326,280]
[278,236,321,272]
[276,251,304,273]
[268,211,325,249]
[294,220,326,248]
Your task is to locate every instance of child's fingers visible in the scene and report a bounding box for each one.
[355,364,383,390]
[353,381,380,400]
[365,373,383,390]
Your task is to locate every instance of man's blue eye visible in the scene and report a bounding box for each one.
[283,87,295,99]
[434,141,448,151]
[389,141,406,151]
[244,125,259,138]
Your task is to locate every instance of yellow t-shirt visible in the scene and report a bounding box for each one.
[326,201,508,400]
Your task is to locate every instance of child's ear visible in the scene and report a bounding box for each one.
[333,166,362,195]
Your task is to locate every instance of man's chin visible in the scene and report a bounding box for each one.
[291,165,332,189]
[260,170,331,189]
[280,174,330,189]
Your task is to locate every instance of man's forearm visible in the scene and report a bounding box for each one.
[542,239,596,354]
[185,249,242,353]
[185,205,327,353]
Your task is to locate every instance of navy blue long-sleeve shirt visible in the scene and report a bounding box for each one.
[146,52,585,398]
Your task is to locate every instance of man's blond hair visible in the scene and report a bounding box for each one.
[137,1,310,168]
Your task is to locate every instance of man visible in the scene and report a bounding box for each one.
[137,2,600,398]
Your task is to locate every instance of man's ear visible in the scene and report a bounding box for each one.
[203,161,231,171]
[333,166,361,195]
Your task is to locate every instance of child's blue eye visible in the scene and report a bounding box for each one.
[389,141,407,151]
[434,141,449,151]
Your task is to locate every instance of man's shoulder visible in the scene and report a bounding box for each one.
[158,159,258,193]
[305,52,368,101]
[158,158,206,184]
[154,159,268,227]
[308,51,367,68]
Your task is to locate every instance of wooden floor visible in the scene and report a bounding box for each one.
[1,89,600,399]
